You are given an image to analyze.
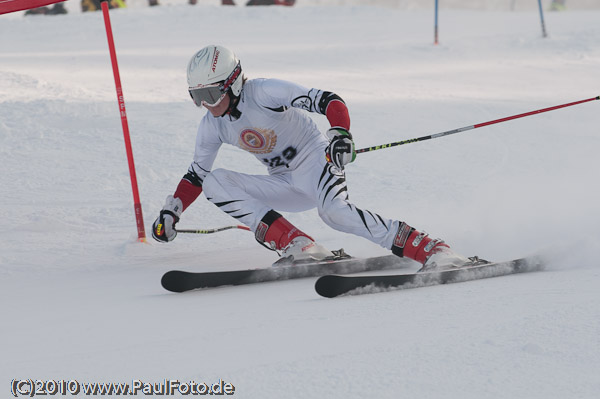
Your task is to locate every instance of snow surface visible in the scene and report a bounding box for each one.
[1,1,600,398]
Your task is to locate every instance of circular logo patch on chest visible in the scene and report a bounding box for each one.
[238,128,277,154]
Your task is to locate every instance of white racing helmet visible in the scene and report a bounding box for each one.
[187,45,244,108]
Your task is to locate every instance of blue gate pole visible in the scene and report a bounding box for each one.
[434,0,439,44]
[538,0,548,37]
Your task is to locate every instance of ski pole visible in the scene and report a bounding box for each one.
[356,96,599,154]
[176,225,251,234]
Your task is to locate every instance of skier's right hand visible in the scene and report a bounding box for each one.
[325,127,356,170]
[152,195,183,243]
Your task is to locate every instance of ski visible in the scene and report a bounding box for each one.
[161,254,414,293]
[315,256,545,298]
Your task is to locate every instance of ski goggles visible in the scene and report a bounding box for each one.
[188,61,242,107]
[189,84,227,107]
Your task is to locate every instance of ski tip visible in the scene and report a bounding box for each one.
[314,275,343,298]
[161,270,189,293]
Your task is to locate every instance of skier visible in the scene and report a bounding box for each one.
[152,45,469,270]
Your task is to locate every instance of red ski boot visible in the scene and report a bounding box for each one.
[391,222,469,271]
[255,210,334,264]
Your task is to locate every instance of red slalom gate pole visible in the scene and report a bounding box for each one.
[101,1,146,242]
[0,0,64,14]
[356,96,600,154]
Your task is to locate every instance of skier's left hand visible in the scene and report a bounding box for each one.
[325,127,356,169]
[152,196,183,243]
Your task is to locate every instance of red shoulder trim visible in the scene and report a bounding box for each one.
[325,99,350,130]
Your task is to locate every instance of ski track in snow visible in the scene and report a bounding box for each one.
[1,2,600,398]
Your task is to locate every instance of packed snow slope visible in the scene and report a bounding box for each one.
[1,2,599,398]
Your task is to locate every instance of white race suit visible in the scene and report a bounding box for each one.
[183,78,402,250]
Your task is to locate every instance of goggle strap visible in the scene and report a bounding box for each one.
[220,61,242,93]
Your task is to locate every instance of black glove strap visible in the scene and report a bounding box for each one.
[160,210,180,224]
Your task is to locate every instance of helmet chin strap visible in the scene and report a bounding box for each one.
[220,90,242,120]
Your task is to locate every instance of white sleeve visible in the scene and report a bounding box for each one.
[254,78,338,115]
[184,116,222,187]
